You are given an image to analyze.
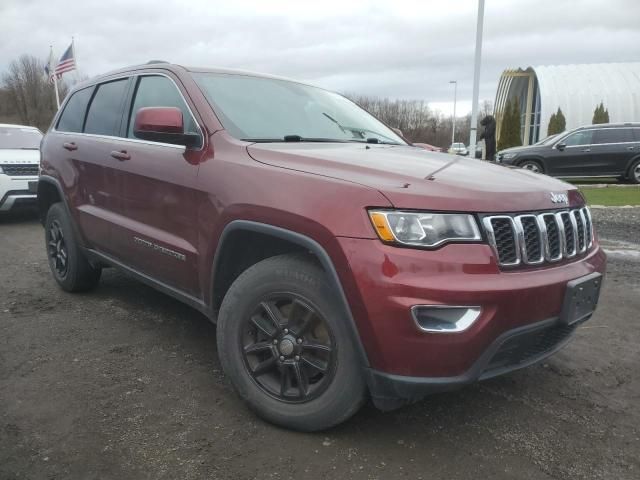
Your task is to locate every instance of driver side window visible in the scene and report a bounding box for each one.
[563,130,593,147]
[127,75,199,139]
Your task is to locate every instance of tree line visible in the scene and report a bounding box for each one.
[0,54,493,149]
[0,54,72,132]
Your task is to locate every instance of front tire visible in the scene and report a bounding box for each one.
[519,160,544,174]
[217,254,366,431]
[628,159,640,184]
[45,203,101,292]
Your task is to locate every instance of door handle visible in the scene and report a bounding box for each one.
[581,148,591,152]
[627,146,635,151]
[110,150,131,161]
[63,142,77,151]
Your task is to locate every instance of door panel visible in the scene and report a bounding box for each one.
[589,128,635,175]
[106,139,201,295]
[546,130,593,176]
[107,74,205,296]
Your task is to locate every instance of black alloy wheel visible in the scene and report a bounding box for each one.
[47,219,69,278]
[241,295,336,403]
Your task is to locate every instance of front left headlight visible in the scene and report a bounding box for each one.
[501,152,518,160]
[369,210,482,248]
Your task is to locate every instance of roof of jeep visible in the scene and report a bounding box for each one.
[72,62,312,91]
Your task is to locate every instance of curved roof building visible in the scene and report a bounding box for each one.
[494,62,640,145]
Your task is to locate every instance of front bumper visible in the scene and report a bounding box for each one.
[365,316,579,410]
[336,237,606,404]
[0,175,38,212]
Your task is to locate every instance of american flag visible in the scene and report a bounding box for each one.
[54,43,76,76]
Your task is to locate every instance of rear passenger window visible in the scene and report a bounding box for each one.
[593,128,633,144]
[57,87,93,133]
[127,75,199,139]
[84,79,129,136]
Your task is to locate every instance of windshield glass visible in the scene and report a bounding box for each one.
[535,133,559,145]
[0,127,42,149]
[193,73,405,145]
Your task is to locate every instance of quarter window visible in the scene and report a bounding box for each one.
[127,75,199,140]
[56,87,93,133]
[563,130,593,147]
[592,128,633,144]
[84,79,129,136]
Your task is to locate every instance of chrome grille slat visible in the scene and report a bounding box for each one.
[484,208,593,267]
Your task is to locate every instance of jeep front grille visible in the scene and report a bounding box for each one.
[482,207,593,267]
[0,164,39,176]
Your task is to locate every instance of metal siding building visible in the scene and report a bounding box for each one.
[494,62,640,145]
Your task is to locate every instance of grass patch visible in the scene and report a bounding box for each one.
[580,187,640,206]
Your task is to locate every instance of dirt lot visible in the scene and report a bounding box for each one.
[1,210,639,480]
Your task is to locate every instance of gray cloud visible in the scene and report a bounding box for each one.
[1,0,638,113]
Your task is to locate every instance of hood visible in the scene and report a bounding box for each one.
[499,144,547,155]
[246,143,581,212]
[0,149,40,164]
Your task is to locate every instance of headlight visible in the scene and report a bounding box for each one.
[501,152,518,160]
[369,210,481,248]
[0,166,3,174]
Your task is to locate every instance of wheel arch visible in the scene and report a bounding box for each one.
[516,156,546,171]
[624,154,640,179]
[210,220,370,368]
[37,175,67,224]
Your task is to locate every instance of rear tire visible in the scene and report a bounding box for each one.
[628,159,640,184]
[45,202,101,292]
[519,160,544,174]
[217,253,366,431]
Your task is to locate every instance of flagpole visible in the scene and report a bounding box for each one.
[53,74,60,110]
[49,45,60,110]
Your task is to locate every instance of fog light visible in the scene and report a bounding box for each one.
[411,306,481,333]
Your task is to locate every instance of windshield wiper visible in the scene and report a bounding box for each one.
[321,113,402,145]
[241,136,351,143]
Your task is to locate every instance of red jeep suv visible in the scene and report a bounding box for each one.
[39,62,606,431]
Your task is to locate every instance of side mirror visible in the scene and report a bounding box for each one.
[133,107,200,148]
[556,142,566,151]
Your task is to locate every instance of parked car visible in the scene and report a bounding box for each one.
[39,63,606,431]
[413,142,442,153]
[0,124,41,213]
[496,123,640,183]
[447,142,468,156]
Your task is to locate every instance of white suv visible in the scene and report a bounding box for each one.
[0,124,42,213]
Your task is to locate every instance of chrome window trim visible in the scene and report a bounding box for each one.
[483,215,521,267]
[52,72,205,152]
[552,126,639,149]
[51,130,187,150]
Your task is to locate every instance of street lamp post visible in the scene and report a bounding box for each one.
[449,80,457,146]
[469,0,485,153]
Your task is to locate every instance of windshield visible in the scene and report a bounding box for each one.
[0,127,42,149]
[193,73,405,145]
[535,133,559,145]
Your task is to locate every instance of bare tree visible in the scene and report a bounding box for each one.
[1,54,69,131]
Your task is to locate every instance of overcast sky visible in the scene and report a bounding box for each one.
[1,0,639,115]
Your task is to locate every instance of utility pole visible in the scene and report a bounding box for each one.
[469,0,485,153]
[450,80,457,146]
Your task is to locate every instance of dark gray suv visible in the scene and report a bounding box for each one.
[497,123,640,183]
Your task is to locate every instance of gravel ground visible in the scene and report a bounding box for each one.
[1,211,639,480]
